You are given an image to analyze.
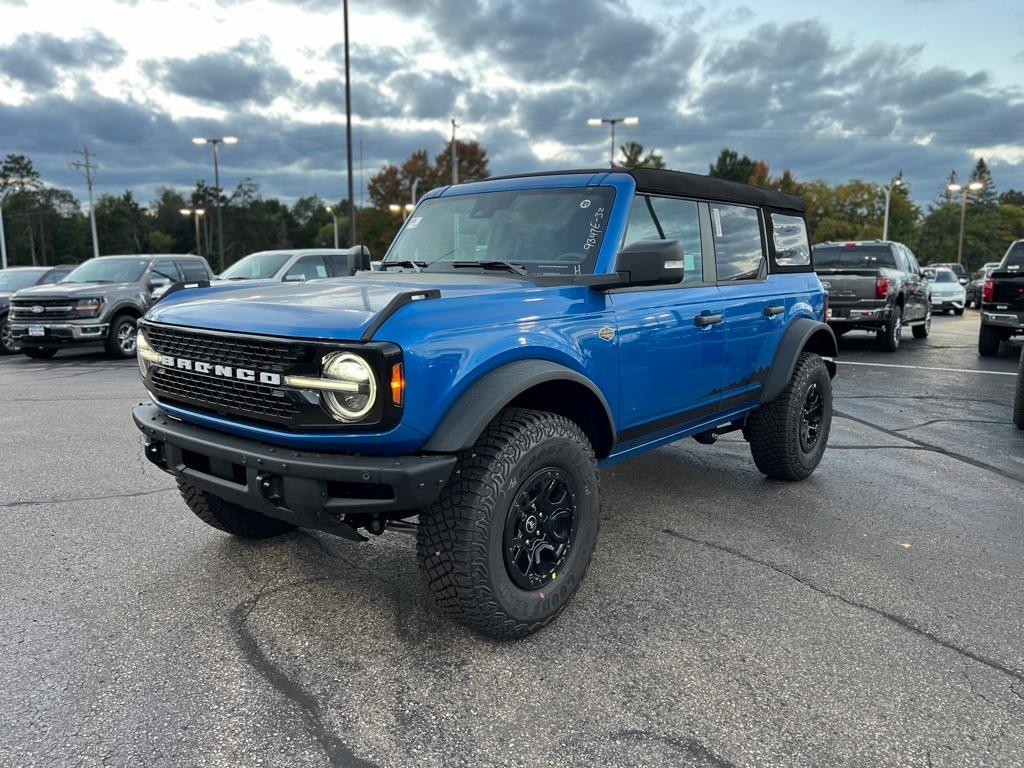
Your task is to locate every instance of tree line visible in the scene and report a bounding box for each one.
[2,140,1021,274]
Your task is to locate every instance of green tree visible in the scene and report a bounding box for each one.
[801,179,919,245]
[708,148,757,184]
[968,157,997,207]
[999,189,1024,207]
[619,141,666,169]
[95,191,148,254]
[368,140,490,210]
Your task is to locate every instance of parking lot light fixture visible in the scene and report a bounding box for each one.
[388,204,402,214]
[947,174,986,265]
[180,207,205,256]
[587,116,641,167]
[326,206,339,248]
[191,136,236,273]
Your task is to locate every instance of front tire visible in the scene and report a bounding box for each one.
[746,352,832,481]
[105,314,138,359]
[954,307,965,316]
[177,480,296,538]
[978,324,1001,357]
[876,305,903,352]
[912,311,931,339]
[417,408,600,640]
[0,314,17,354]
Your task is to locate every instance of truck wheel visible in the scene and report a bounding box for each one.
[417,408,600,640]
[978,324,1001,357]
[1014,350,1024,431]
[746,352,832,481]
[954,307,965,316]
[0,314,17,354]
[22,346,57,359]
[105,314,138,359]
[177,479,295,539]
[876,305,902,352]
[912,311,931,339]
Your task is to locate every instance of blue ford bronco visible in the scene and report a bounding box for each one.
[132,168,836,639]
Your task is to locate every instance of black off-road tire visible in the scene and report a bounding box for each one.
[417,408,600,640]
[22,346,57,359]
[1014,350,1024,431]
[912,311,931,339]
[746,352,832,481]
[0,313,17,354]
[876,305,903,352]
[978,324,1001,357]
[105,314,138,359]
[177,479,295,539]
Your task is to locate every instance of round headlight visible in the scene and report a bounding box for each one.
[136,330,159,378]
[322,352,376,422]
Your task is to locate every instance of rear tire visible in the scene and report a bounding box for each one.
[912,311,931,339]
[417,408,600,640]
[22,346,57,359]
[954,307,964,316]
[876,305,903,352]
[746,352,832,481]
[0,314,17,354]
[177,479,296,539]
[1014,350,1024,430]
[978,324,1001,357]
[105,314,138,359]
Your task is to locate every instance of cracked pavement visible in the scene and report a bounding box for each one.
[1,312,1022,767]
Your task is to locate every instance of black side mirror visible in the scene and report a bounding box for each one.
[605,239,685,289]
[348,244,371,274]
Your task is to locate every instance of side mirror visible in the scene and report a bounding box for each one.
[606,240,685,289]
[148,275,170,290]
[958,277,968,285]
[348,244,371,274]
[284,273,307,283]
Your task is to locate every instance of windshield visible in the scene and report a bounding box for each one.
[0,269,45,292]
[220,251,293,280]
[933,269,956,283]
[383,187,616,276]
[64,258,149,284]
[1002,241,1024,270]
[813,245,897,270]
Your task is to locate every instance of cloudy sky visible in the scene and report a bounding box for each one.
[2,0,1024,207]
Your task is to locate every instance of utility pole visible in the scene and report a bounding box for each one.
[343,0,356,248]
[70,146,100,259]
[451,118,459,185]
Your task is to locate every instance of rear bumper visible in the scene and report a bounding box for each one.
[133,403,456,537]
[981,309,1024,331]
[826,302,891,328]
[10,320,108,346]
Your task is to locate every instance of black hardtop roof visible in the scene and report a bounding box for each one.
[477,167,806,213]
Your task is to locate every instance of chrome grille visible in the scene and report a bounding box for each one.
[10,299,76,320]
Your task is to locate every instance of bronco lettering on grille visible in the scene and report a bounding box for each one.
[157,355,282,385]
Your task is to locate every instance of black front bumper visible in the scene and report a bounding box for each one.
[133,403,456,538]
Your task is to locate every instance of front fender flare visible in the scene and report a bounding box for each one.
[759,317,837,404]
[421,359,614,453]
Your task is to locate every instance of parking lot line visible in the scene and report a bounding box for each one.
[826,359,1017,376]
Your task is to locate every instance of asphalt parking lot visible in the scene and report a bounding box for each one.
[1,312,1021,768]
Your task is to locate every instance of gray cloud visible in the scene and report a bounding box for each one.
[0,31,124,90]
[145,39,293,107]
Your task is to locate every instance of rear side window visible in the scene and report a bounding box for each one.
[285,255,329,281]
[770,213,810,267]
[813,245,897,270]
[151,260,180,283]
[325,253,351,277]
[1003,241,1024,270]
[710,203,764,281]
[177,260,210,281]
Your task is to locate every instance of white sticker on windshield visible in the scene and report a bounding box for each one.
[711,207,723,237]
[406,216,422,229]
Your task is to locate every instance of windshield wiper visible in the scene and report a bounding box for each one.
[378,259,427,272]
[448,260,529,276]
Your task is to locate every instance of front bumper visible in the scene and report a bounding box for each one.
[133,403,456,538]
[931,297,964,311]
[11,320,108,346]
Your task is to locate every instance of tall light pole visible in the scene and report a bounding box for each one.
[180,208,205,255]
[70,146,100,260]
[947,176,985,265]
[343,0,356,248]
[192,136,236,272]
[326,206,339,248]
[450,119,459,184]
[587,116,639,167]
[410,177,420,209]
[880,170,903,241]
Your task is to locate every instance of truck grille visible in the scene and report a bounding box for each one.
[10,299,76,321]
[144,324,310,424]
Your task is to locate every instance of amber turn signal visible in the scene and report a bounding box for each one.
[390,363,404,406]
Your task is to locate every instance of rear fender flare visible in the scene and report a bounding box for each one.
[759,317,837,403]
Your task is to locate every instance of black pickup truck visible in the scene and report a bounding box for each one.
[978,240,1024,357]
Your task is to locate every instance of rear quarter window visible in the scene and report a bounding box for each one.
[770,213,810,267]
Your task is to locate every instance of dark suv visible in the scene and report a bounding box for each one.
[813,240,931,351]
[10,255,212,359]
[0,265,75,353]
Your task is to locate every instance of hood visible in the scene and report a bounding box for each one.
[146,272,537,340]
[13,281,138,299]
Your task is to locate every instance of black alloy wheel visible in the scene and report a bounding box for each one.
[0,314,17,354]
[799,382,824,452]
[503,468,578,590]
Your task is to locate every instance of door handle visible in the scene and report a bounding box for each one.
[694,313,724,327]
[764,305,785,317]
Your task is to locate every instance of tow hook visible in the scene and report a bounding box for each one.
[144,440,167,469]
[256,472,284,505]
[693,430,718,445]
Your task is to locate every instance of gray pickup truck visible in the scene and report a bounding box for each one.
[812,240,931,351]
[10,254,212,359]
